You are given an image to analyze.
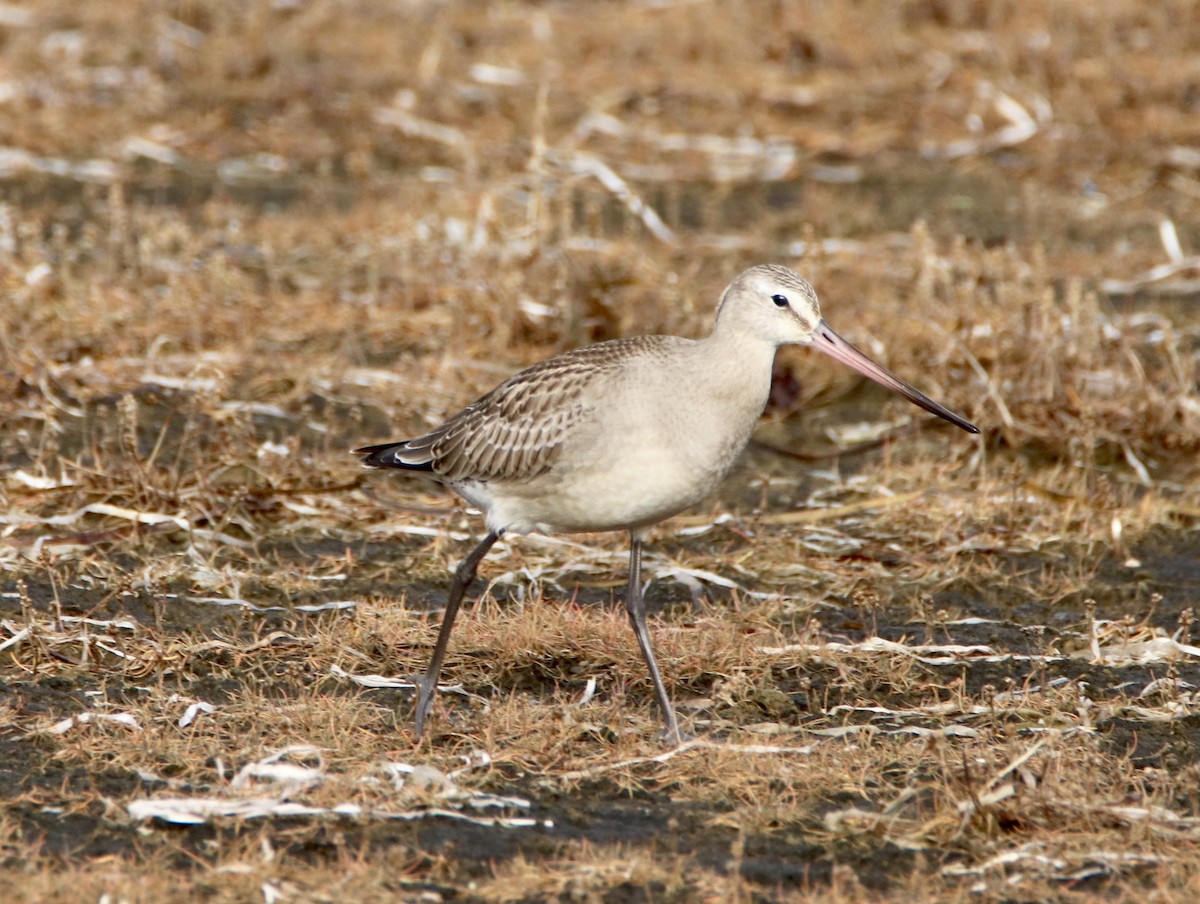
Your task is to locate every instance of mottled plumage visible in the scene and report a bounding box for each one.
[361,336,676,483]
[358,265,979,744]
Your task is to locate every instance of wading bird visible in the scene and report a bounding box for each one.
[358,264,978,744]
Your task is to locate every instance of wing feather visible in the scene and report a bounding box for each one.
[358,336,675,482]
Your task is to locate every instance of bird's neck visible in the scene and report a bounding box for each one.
[696,322,779,414]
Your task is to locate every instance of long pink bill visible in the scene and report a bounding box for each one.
[810,320,980,435]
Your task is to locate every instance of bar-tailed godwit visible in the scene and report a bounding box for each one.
[358,264,979,743]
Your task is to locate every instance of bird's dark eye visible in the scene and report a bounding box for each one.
[771,294,789,308]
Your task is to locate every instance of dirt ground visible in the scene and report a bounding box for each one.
[2,1,1200,901]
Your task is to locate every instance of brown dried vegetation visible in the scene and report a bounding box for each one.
[1,1,1200,901]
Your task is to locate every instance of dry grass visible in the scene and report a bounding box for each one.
[2,0,1200,901]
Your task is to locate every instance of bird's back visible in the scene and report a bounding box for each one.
[358,334,686,485]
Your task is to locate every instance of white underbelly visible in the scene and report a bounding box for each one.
[475,441,731,535]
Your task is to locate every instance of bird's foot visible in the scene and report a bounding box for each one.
[412,675,438,740]
[658,718,694,747]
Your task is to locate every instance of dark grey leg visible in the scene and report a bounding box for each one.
[623,533,685,745]
[413,529,502,738]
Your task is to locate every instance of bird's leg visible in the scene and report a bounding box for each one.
[623,533,686,745]
[413,529,502,738]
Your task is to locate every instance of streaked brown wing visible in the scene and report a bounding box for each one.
[413,337,665,482]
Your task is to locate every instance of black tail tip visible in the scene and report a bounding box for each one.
[354,442,434,471]
[354,442,394,468]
